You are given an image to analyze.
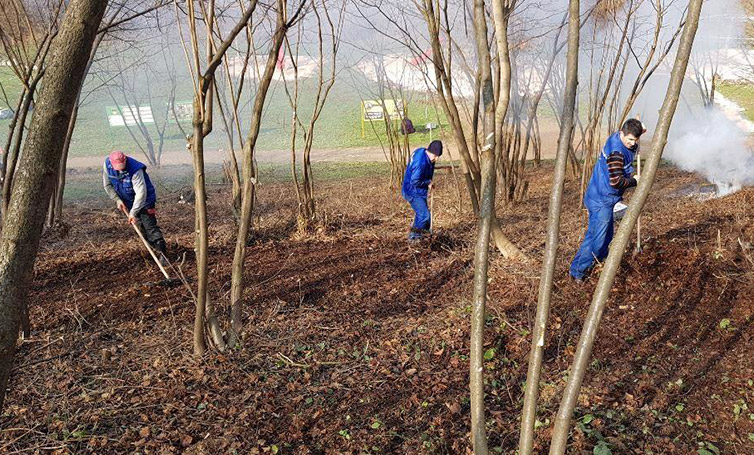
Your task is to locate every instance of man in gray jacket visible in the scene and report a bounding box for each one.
[103,151,167,259]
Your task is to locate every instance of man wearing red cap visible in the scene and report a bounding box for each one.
[103,151,167,259]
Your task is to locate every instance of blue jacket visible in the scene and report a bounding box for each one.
[584,132,636,209]
[402,148,435,199]
[105,156,156,210]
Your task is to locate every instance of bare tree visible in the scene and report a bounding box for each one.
[44,1,172,228]
[283,0,344,233]
[0,0,65,219]
[354,0,526,260]
[346,52,415,191]
[176,0,263,355]
[229,0,304,346]
[469,0,516,451]
[614,0,686,127]
[517,0,580,453]
[213,18,257,220]
[547,0,703,452]
[0,0,108,411]
[176,0,303,352]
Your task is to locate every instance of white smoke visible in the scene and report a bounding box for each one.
[665,107,754,195]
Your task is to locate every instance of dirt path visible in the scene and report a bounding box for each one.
[67,146,391,169]
[66,120,563,169]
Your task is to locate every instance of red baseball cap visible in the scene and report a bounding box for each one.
[109,150,127,170]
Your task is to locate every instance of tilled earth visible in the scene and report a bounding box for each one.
[2,165,753,454]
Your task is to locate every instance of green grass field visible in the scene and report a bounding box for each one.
[63,161,392,203]
[0,66,450,159]
[718,82,754,122]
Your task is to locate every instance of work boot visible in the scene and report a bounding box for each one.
[408,228,423,242]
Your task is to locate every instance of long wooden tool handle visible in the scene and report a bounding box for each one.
[122,207,171,279]
[635,114,642,252]
[636,152,642,252]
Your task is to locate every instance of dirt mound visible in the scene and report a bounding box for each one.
[1,166,753,454]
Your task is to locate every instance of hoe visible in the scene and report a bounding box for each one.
[121,207,181,287]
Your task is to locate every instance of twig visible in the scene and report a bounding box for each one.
[21,336,63,357]
[276,353,344,369]
[277,352,309,368]
[12,352,73,372]
[0,425,43,452]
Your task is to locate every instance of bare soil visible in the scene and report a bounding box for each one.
[2,164,753,454]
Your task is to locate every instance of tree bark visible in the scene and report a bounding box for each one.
[470,0,507,451]
[190,100,209,356]
[548,0,703,452]
[517,0,579,452]
[420,0,524,260]
[47,101,80,227]
[0,0,107,411]
[2,75,42,217]
[229,1,289,345]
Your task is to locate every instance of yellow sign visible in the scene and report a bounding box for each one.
[362,99,404,121]
[361,99,405,137]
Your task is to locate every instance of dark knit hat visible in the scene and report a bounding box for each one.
[428,140,443,156]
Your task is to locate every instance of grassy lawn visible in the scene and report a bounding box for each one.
[717,82,754,122]
[0,66,450,158]
[63,161,391,203]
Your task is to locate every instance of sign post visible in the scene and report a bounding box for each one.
[360,99,405,138]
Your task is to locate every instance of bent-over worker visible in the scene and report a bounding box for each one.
[402,140,443,241]
[103,150,168,260]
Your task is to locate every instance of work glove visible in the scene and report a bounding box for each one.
[116,199,126,212]
[633,174,640,185]
[128,214,137,225]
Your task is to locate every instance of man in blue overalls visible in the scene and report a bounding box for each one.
[103,151,168,260]
[402,140,443,241]
[570,119,645,281]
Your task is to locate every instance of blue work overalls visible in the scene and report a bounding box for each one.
[570,133,635,279]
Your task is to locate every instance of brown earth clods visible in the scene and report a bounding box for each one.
[1,165,753,455]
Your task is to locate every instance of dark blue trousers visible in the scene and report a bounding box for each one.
[569,203,614,279]
[407,196,431,239]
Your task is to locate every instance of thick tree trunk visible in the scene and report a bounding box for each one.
[0,0,107,411]
[517,0,580,452]
[548,0,703,452]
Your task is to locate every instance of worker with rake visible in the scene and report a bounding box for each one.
[402,140,442,242]
[570,119,645,282]
[103,150,168,264]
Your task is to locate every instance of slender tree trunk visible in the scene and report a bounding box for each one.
[548,0,703,452]
[470,0,508,450]
[0,0,108,410]
[190,105,209,357]
[420,0,524,260]
[229,5,288,345]
[3,76,41,217]
[517,0,580,452]
[48,102,80,227]
[0,90,26,183]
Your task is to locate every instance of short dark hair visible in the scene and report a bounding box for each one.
[621,119,644,138]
